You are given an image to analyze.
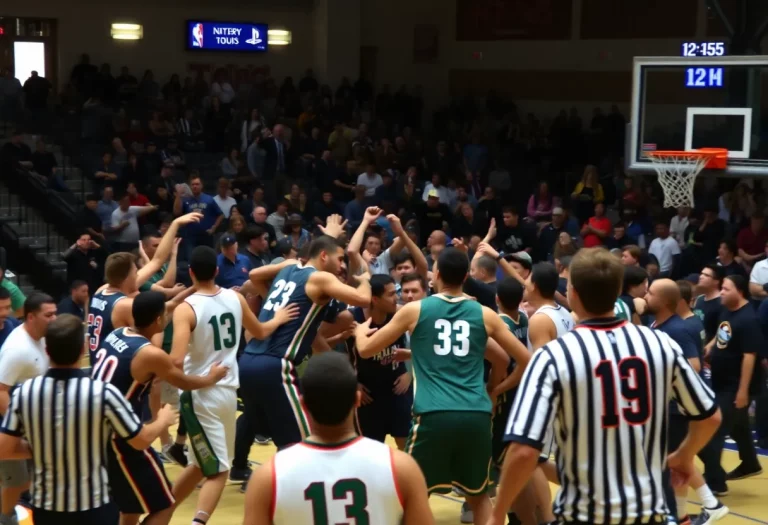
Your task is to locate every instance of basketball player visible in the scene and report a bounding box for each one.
[169,246,299,525]
[243,351,434,524]
[87,212,202,362]
[490,248,722,525]
[92,291,229,525]
[355,248,531,525]
[348,275,412,449]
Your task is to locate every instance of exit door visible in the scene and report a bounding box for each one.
[13,41,45,83]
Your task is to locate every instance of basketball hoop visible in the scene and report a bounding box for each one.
[646,148,728,208]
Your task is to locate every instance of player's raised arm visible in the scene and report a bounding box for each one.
[354,301,420,359]
[137,212,203,287]
[246,259,299,297]
[310,269,372,307]
[170,302,196,369]
[242,459,274,525]
[237,293,299,340]
[483,307,531,370]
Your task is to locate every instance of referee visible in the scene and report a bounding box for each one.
[490,248,722,525]
[0,314,178,525]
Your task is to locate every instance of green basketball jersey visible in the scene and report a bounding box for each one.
[613,298,631,321]
[410,294,490,415]
[500,312,528,344]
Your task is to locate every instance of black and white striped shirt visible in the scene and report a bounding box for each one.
[0,368,142,512]
[505,318,717,525]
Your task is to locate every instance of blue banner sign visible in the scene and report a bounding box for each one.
[186,20,268,52]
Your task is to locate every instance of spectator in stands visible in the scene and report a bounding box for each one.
[496,206,535,254]
[122,151,149,192]
[581,202,610,248]
[214,178,237,220]
[271,238,298,264]
[32,139,65,191]
[421,173,451,205]
[227,215,247,246]
[112,192,156,252]
[476,186,502,226]
[0,288,19,347]
[177,107,205,151]
[241,108,265,152]
[56,280,88,320]
[0,70,22,123]
[696,207,728,261]
[239,187,267,222]
[605,221,636,250]
[284,184,308,217]
[527,181,554,223]
[453,202,487,241]
[716,239,748,278]
[162,73,182,106]
[0,131,32,170]
[328,121,353,164]
[126,182,150,208]
[670,206,690,248]
[0,267,24,318]
[571,165,605,223]
[240,226,272,269]
[216,234,251,290]
[62,232,103,292]
[283,214,311,251]
[93,150,119,189]
[141,141,163,178]
[449,184,478,213]
[153,165,177,197]
[206,96,230,152]
[161,138,186,170]
[736,212,768,268]
[211,70,236,110]
[96,185,118,234]
[299,68,319,94]
[374,138,397,172]
[260,124,292,191]
[77,194,105,244]
[267,199,290,241]
[648,222,681,278]
[221,147,242,178]
[748,240,768,299]
[621,245,642,267]
[538,207,568,261]
[622,207,647,248]
[312,191,342,226]
[149,110,175,140]
[174,173,224,257]
[111,137,128,167]
[462,133,489,178]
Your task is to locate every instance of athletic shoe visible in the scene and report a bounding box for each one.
[155,447,171,464]
[162,443,188,467]
[725,463,762,480]
[240,479,248,493]
[460,501,473,524]
[230,466,253,483]
[254,434,272,445]
[692,503,729,525]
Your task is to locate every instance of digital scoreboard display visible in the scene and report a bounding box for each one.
[186,20,268,52]
[681,41,727,88]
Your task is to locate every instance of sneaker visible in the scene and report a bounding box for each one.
[239,479,248,493]
[254,434,272,445]
[692,504,729,525]
[162,443,188,467]
[230,466,253,483]
[725,463,762,480]
[155,447,171,464]
[460,501,474,524]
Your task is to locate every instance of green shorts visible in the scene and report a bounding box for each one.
[405,410,492,496]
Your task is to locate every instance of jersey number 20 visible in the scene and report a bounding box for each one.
[434,319,470,356]
[305,479,369,525]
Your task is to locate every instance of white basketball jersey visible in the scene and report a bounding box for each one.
[528,303,575,350]
[273,437,403,525]
[183,288,242,388]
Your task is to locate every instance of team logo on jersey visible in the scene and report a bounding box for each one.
[715,321,731,349]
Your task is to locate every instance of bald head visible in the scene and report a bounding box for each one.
[647,278,680,313]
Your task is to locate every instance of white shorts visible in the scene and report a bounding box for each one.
[180,387,237,476]
[539,425,557,462]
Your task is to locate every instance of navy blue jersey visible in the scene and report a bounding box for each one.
[347,307,407,392]
[88,289,126,365]
[244,264,328,364]
[91,327,153,416]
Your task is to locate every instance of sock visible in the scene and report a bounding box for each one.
[192,510,210,525]
[676,495,688,520]
[696,484,719,509]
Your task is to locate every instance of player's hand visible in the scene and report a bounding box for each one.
[363,206,382,224]
[157,404,180,428]
[477,242,499,260]
[359,384,374,406]
[171,237,182,255]
[392,348,412,362]
[361,250,374,265]
[354,318,377,341]
[392,372,412,395]
[171,283,186,295]
[174,212,204,226]
[451,238,468,253]
[274,304,300,324]
[666,450,694,488]
[208,362,229,383]
[318,214,348,238]
[735,390,749,409]
[386,214,404,237]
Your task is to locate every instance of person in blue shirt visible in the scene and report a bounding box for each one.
[56,280,89,321]
[216,234,252,290]
[174,173,224,260]
[0,288,20,348]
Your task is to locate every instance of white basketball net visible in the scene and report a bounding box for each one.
[647,152,714,208]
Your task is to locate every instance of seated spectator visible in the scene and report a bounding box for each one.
[328,121,354,164]
[122,151,150,192]
[283,214,311,251]
[221,147,243,179]
[621,244,642,267]
[571,165,605,223]
[527,181,555,223]
[620,175,645,212]
[453,202,488,241]
[312,191,342,226]
[267,199,290,241]
[177,108,205,151]
[284,184,308,217]
[57,280,88,320]
[736,212,768,268]
[496,206,536,254]
[716,238,748,278]
[357,163,383,198]
[240,226,272,268]
[215,234,251,290]
[141,141,163,178]
[449,184,478,212]
[94,151,119,188]
[669,206,690,249]
[31,138,65,191]
[415,190,453,245]
[622,207,647,249]
[161,138,186,170]
[476,186,502,225]
[62,232,104,293]
[78,194,105,243]
[214,178,237,220]
[249,205,277,249]
[239,187,267,222]
[421,173,451,205]
[228,215,248,246]
[112,193,155,252]
[463,134,489,178]
[581,202,611,248]
[605,221,637,250]
[648,222,680,278]
[297,105,317,135]
[149,110,175,139]
[344,185,367,231]
[374,138,397,171]
[748,240,768,299]
[539,207,570,261]
[553,233,577,261]
[301,127,327,162]
[126,182,150,208]
[374,170,398,209]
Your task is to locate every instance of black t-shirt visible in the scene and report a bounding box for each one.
[463,278,497,311]
[717,259,748,279]
[693,294,722,343]
[416,203,453,243]
[497,224,537,254]
[711,303,764,395]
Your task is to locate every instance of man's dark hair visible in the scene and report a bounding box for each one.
[703,262,725,285]
[70,280,88,291]
[570,248,624,315]
[141,231,161,244]
[475,255,497,276]
[676,280,693,304]
[244,225,266,244]
[188,173,202,183]
[725,274,749,298]
[623,265,648,292]
[613,221,626,229]
[24,293,55,320]
[190,246,218,282]
[392,251,415,267]
[400,272,426,290]
[308,235,343,259]
[86,194,99,202]
[300,352,359,425]
[133,291,166,329]
[497,277,524,312]
[0,288,10,301]
[45,314,84,366]
[437,248,469,286]
[530,262,559,299]
[371,274,394,298]
[501,206,518,216]
[277,198,290,209]
[719,238,737,256]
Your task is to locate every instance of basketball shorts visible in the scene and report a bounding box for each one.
[355,385,413,442]
[491,391,516,482]
[0,459,30,488]
[107,438,175,514]
[180,387,237,476]
[238,353,311,449]
[406,411,492,496]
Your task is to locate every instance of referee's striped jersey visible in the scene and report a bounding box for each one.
[504,318,717,525]
[0,368,142,512]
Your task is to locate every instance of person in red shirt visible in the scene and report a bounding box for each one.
[736,212,768,268]
[126,181,150,207]
[581,202,611,248]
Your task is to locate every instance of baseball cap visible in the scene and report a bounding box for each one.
[427,189,439,199]
[506,251,533,270]
[220,234,237,248]
[552,207,564,215]
[275,237,294,257]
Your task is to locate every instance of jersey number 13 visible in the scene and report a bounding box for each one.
[305,479,369,525]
